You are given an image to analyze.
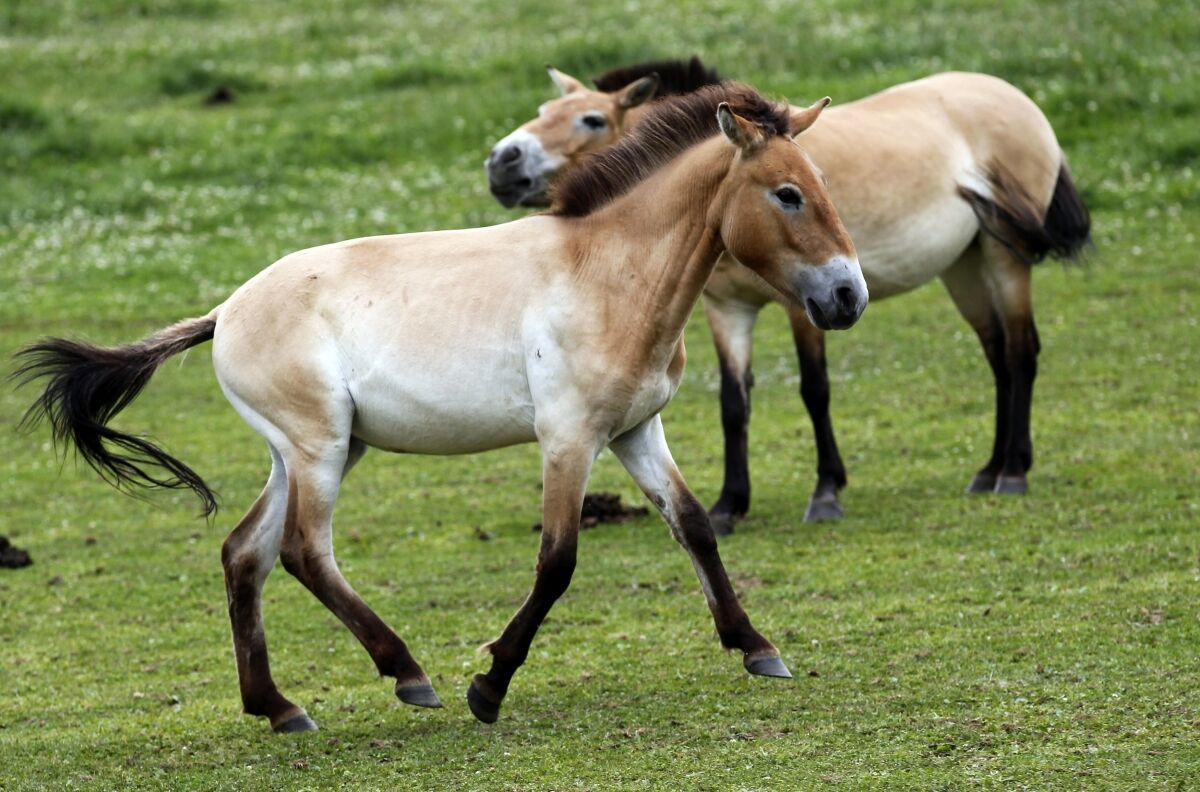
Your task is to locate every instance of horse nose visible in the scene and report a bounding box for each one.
[499,145,522,164]
[835,285,857,315]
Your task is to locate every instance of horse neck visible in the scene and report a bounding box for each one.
[570,138,734,355]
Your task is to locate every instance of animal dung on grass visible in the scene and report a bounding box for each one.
[531,491,650,531]
[0,536,33,569]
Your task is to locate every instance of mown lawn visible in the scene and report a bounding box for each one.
[1,0,1198,789]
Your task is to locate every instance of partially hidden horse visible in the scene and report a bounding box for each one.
[15,84,866,732]
[487,58,1091,530]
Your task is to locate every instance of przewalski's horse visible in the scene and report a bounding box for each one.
[487,59,1091,531]
[16,84,866,732]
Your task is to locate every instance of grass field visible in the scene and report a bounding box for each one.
[2,0,1198,788]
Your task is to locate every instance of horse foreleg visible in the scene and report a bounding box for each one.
[467,434,596,724]
[703,295,760,535]
[280,438,441,712]
[787,306,847,521]
[221,446,313,732]
[611,415,791,679]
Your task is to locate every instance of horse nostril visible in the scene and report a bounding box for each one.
[500,145,522,164]
[835,285,856,313]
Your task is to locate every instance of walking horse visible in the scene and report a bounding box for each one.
[16,84,866,731]
[487,58,1091,530]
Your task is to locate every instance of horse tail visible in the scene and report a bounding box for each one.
[957,158,1092,265]
[12,308,221,516]
[1041,162,1092,260]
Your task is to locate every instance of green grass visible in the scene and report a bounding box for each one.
[2,0,1198,788]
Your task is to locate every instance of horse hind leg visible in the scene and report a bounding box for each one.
[979,235,1038,493]
[221,445,316,732]
[940,239,1037,495]
[278,436,442,711]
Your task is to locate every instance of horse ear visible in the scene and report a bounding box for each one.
[616,74,660,109]
[546,65,585,96]
[789,97,831,136]
[717,103,766,152]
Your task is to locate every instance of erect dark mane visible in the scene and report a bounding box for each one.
[551,82,790,218]
[592,56,722,97]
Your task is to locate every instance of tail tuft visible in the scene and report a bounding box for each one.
[12,315,219,516]
[958,160,1091,265]
[1042,163,1091,260]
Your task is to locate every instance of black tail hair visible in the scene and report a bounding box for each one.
[12,314,219,516]
[958,160,1092,265]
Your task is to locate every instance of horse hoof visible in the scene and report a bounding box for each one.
[966,472,997,493]
[744,652,792,679]
[273,712,319,733]
[803,496,843,523]
[709,512,735,537]
[466,677,501,724]
[396,680,443,709]
[994,475,1028,495]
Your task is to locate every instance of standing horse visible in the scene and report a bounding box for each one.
[16,84,866,732]
[487,59,1091,530]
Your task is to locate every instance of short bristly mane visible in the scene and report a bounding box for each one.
[592,56,722,96]
[551,82,790,218]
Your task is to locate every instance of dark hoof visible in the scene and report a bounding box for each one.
[273,712,318,733]
[803,495,843,523]
[396,680,443,709]
[966,472,997,493]
[994,475,1028,495]
[744,653,793,679]
[709,512,735,537]
[466,677,501,724]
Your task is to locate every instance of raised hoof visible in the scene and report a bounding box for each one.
[803,495,843,523]
[744,653,793,679]
[466,678,501,724]
[396,680,443,709]
[966,472,997,493]
[994,475,1028,495]
[709,512,735,537]
[272,712,319,733]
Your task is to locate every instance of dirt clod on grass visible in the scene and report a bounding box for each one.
[0,536,32,569]
[532,491,649,531]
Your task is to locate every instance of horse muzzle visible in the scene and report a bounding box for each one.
[485,130,555,208]
[795,256,868,331]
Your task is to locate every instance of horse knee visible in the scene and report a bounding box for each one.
[536,539,577,600]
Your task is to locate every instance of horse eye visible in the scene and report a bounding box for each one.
[581,114,607,130]
[774,186,803,209]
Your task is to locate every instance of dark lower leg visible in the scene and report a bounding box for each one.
[221,491,311,732]
[996,316,1038,488]
[710,357,751,532]
[468,444,589,722]
[281,472,435,706]
[791,312,846,521]
[675,491,783,671]
[281,544,434,698]
[968,316,1012,492]
[469,531,577,722]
